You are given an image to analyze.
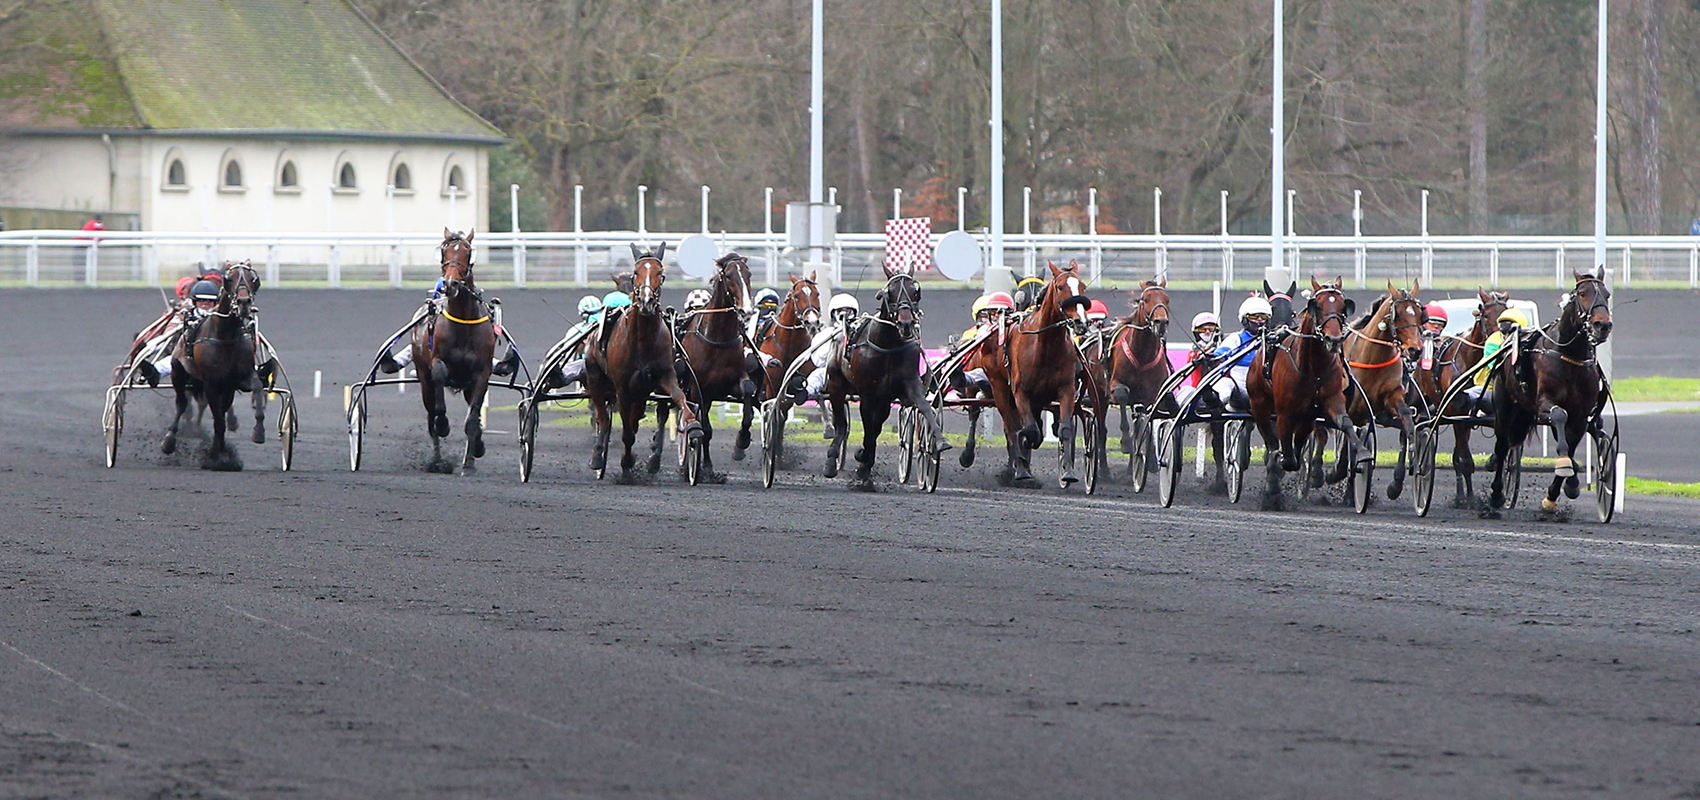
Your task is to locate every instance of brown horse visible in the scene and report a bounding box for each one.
[952,305,1012,470]
[410,229,496,474]
[660,252,757,481]
[1247,277,1358,510]
[755,271,822,467]
[1414,289,1509,505]
[1344,281,1426,501]
[822,266,946,489]
[161,263,260,470]
[1486,270,1612,516]
[585,243,701,480]
[1108,280,1174,474]
[987,260,1095,488]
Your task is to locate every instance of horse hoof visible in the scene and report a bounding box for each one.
[1281,456,1300,472]
[1204,479,1227,496]
[824,460,839,479]
[848,474,877,492]
[1450,494,1475,510]
[959,450,976,468]
[251,429,266,445]
[1012,476,1042,490]
[432,418,450,438]
[461,463,478,476]
[733,448,746,462]
[1119,438,1133,455]
[1260,492,1285,512]
[1479,507,1502,520]
[646,457,662,475]
[473,439,486,459]
[1060,474,1079,488]
[1541,497,1559,511]
[161,438,176,455]
[707,471,728,485]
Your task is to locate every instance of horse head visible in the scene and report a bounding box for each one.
[1475,288,1510,332]
[878,263,921,339]
[1045,260,1092,331]
[788,270,823,335]
[221,260,260,315]
[1129,278,1170,338]
[439,228,476,298]
[628,242,668,314]
[1572,267,1613,344]
[1308,277,1354,352]
[713,252,754,315]
[1383,279,1425,361]
[1262,279,1298,330]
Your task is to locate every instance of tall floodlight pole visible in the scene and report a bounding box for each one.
[1596,0,1612,378]
[1270,0,1286,284]
[808,0,826,275]
[987,0,1010,292]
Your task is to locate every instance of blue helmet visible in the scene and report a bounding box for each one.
[189,279,221,302]
[601,291,632,310]
[577,295,604,318]
[755,288,781,309]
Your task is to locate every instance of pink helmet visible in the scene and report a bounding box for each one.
[1086,299,1110,320]
[1191,311,1220,330]
[985,292,1016,311]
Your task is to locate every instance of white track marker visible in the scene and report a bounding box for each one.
[313,370,322,399]
[1195,428,1206,477]
[1615,452,1626,515]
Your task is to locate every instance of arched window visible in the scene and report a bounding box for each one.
[441,156,469,197]
[161,148,188,192]
[338,163,357,189]
[222,161,242,188]
[217,148,245,192]
[279,162,298,189]
[447,165,464,192]
[168,160,186,186]
[392,163,411,191]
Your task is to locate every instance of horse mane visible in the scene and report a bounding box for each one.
[1349,295,1388,331]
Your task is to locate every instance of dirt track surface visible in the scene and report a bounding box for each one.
[3,289,1700,799]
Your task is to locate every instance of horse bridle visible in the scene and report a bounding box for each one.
[872,273,921,338]
[1297,286,1350,350]
[1571,276,1612,344]
[439,237,475,298]
[1127,285,1171,333]
[630,256,664,313]
[774,280,822,334]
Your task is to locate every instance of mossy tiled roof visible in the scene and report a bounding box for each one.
[0,0,500,141]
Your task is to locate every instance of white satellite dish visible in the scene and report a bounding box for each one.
[933,230,982,281]
[676,234,718,278]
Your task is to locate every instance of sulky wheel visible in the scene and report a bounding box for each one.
[1083,415,1100,495]
[1594,431,1618,523]
[1130,414,1152,494]
[347,391,367,472]
[919,417,941,493]
[1503,444,1524,510]
[1412,426,1438,517]
[1225,419,1249,504]
[760,402,782,489]
[896,406,916,484]
[103,390,125,469]
[279,398,296,472]
[684,425,704,486]
[518,400,539,483]
[1157,421,1183,509]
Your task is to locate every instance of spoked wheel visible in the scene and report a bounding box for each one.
[279,398,297,472]
[1129,414,1152,494]
[896,406,916,484]
[760,402,783,489]
[1296,432,1319,502]
[918,411,941,493]
[684,414,705,486]
[347,390,367,472]
[1502,444,1524,509]
[1083,415,1101,495]
[103,389,125,468]
[518,400,539,483]
[1156,421,1184,508]
[1412,426,1439,517]
[1349,425,1374,514]
[1594,431,1618,523]
[1224,419,1249,504]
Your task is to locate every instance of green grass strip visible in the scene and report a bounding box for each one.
[1610,377,1700,403]
[1624,477,1700,499]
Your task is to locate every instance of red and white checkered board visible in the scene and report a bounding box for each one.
[884,217,933,273]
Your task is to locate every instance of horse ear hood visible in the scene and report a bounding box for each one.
[656,241,668,259]
[1344,298,1357,317]
[629,243,644,263]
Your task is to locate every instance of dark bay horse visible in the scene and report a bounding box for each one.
[1108,280,1174,471]
[1344,281,1426,500]
[991,261,1096,488]
[585,243,701,480]
[1414,289,1509,505]
[412,229,496,474]
[756,272,822,467]
[823,267,946,489]
[162,263,259,470]
[1247,277,1357,510]
[661,252,757,481]
[1486,270,1612,516]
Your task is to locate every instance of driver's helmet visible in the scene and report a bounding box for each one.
[1238,295,1272,334]
[971,294,994,319]
[1497,308,1531,332]
[828,293,859,323]
[755,288,781,311]
[1191,311,1221,344]
[189,279,221,303]
[1086,299,1110,323]
[174,275,198,299]
[684,288,712,311]
[985,292,1015,312]
[601,291,633,311]
[1424,303,1447,325]
[1014,277,1047,311]
[577,295,603,319]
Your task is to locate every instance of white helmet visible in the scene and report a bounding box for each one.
[828,294,860,314]
[1238,295,1272,319]
[1191,311,1220,330]
[684,288,712,310]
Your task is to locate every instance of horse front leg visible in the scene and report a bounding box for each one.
[824,392,849,479]
[852,398,891,489]
[649,401,670,475]
[696,403,725,483]
[1387,403,1414,500]
[588,396,611,475]
[618,396,645,477]
[1484,420,1513,517]
[250,371,268,445]
[460,377,490,474]
[1056,392,1080,487]
[1206,421,1226,494]
[734,399,754,461]
[1543,404,1580,508]
[204,387,240,471]
[162,367,191,455]
[1452,423,1476,508]
[1256,415,1284,511]
[960,405,980,468]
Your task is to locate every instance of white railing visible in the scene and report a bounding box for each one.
[2,228,1696,289]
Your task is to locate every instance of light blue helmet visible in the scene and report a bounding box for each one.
[577,295,603,318]
[601,291,632,310]
[755,288,781,309]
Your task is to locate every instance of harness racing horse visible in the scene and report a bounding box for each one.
[1108,280,1174,476]
[822,266,947,489]
[585,243,702,480]
[161,263,260,470]
[1486,270,1612,516]
[953,309,1009,471]
[755,272,822,467]
[410,230,497,474]
[1414,289,1509,506]
[1247,278,1358,510]
[1345,281,1426,501]
[993,260,1096,488]
[659,252,758,481]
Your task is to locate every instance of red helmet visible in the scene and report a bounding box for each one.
[1424,303,1447,323]
[174,275,197,298]
[1086,299,1110,320]
[985,292,1016,311]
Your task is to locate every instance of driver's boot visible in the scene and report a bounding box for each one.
[137,360,160,388]
[378,351,403,374]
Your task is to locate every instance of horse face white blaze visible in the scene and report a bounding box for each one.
[1063,275,1085,319]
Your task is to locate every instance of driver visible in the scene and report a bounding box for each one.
[1205,295,1270,410]
[1422,303,1448,339]
[1465,307,1530,414]
[952,292,1014,394]
[137,278,222,386]
[549,291,632,389]
[752,287,782,341]
[791,293,861,405]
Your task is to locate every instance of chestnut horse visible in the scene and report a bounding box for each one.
[1486,270,1612,516]
[410,230,496,474]
[822,267,946,488]
[755,271,822,467]
[1344,281,1426,500]
[660,252,757,481]
[1108,280,1174,471]
[1414,289,1509,506]
[986,261,1095,488]
[585,243,701,479]
[161,263,260,469]
[1247,278,1358,510]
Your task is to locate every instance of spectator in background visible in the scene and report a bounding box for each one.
[76,214,105,280]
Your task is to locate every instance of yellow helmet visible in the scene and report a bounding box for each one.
[1498,308,1531,329]
[971,295,993,317]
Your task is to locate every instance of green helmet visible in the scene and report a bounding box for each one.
[577,295,604,318]
[601,291,632,310]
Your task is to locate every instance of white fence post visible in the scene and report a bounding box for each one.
[1691,245,1698,290]
[86,242,98,287]
[144,243,159,287]
[26,239,39,287]
[266,243,280,286]
[389,243,403,288]
[511,183,526,288]
[1023,186,1035,278]
[764,186,777,286]
[1154,187,1166,280]
[327,244,341,288]
[1087,187,1101,285]
[1489,246,1500,289]
[574,184,587,287]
